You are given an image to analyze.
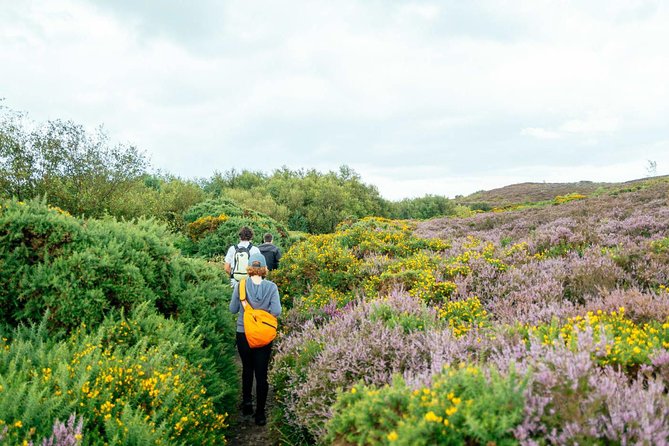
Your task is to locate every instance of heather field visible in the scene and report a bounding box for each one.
[2,177,669,445]
[270,177,669,445]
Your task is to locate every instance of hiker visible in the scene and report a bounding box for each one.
[225,226,261,286]
[258,232,282,271]
[229,253,282,426]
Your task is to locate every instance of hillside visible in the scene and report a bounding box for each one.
[269,176,669,444]
[3,175,669,445]
[456,175,669,208]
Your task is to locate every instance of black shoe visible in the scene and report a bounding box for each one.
[241,402,254,416]
[255,413,266,426]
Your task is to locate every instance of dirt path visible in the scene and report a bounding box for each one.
[226,386,278,446]
[226,359,279,446]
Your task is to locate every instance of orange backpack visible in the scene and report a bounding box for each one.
[239,279,278,348]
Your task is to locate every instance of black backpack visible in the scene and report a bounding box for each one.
[259,243,279,270]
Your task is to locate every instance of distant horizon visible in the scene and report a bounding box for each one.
[150,161,666,201]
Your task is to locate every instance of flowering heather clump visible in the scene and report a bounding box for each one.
[37,414,84,446]
[271,293,446,441]
[584,288,669,324]
[271,179,669,443]
[498,336,669,445]
[531,217,588,256]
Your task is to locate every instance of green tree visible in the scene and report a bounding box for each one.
[109,175,206,231]
[201,165,387,233]
[388,194,455,220]
[0,108,148,217]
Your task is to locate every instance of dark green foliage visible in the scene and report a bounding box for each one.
[0,198,238,414]
[0,199,175,334]
[178,197,291,258]
[202,166,388,234]
[387,194,456,220]
[0,307,230,445]
[469,202,492,212]
[368,301,438,334]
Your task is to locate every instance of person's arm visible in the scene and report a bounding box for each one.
[224,245,235,275]
[268,282,282,317]
[229,282,241,313]
[275,247,282,267]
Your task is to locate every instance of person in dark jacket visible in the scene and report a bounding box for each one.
[258,233,282,271]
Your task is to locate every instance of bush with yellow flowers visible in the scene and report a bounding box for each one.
[0,306,229,445]
[274,217,451,311]
[326,364,526,446]
[178,197,291,258]
[338,217,450,258]
[292,283,353,314]
[0,198,240,417]
[553,193,587,205]
[186,213,229,240]
[651,236,669,254]
[437,297,490,337]
[521,307,669,368]
[273,233,365,309]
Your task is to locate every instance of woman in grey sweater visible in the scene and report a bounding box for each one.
[229,253,282,426]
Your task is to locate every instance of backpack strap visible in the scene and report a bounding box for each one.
[239,279,253,310]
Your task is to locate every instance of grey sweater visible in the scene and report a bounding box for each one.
[229,279,282,333]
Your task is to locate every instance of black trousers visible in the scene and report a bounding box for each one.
[236,332,272,415]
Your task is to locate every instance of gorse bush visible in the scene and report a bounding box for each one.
[273,217,451,315]
[177,197,291,258]
[0,198,239,416]
[553,193,587,205]
[0,307,228,445]
[326,365,527,446]
[521,308,669,368]
[0,199,175,335]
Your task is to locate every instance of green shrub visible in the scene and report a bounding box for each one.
[651,237,669,254]
[368,301,438,334]
[0,308,229,445]
[273,218,450,308]
[177,198,291,258]
[0,198,238,414]
[0,199,174,334]
[326,366,527,446]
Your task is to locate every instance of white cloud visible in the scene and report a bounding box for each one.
[520,127,561,140]
[1,0,668,196]
[560,113,621,135]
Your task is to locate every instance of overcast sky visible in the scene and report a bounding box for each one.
[2,0,668,199]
